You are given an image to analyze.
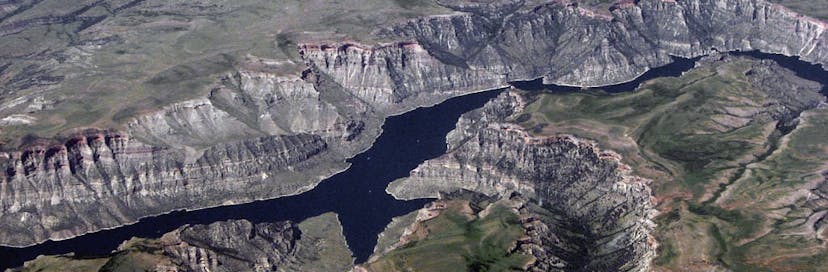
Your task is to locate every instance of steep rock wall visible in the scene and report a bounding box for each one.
[381,0,828,86]
[387,91,656,271]
[0,130,344,246]
[3,0,828,247]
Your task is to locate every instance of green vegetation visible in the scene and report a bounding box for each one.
[9,213,354,272]
[714,107,828,271]
[13,239,167,272]
[11,256,109,272]
[0,0,453,147]
[521,59,782,199]
[372,210,420,256]
[770,0,828,20]
[365,201,532,272]
[518,57,828,271]
[293,213,356,272]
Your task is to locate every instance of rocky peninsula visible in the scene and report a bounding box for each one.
[1,0,828,254]
[9,213,353,272]
[385,54,828,270]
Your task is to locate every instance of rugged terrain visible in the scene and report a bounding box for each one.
[770,0,828,20]
[1,0,828,267]
[9,212,353,272]
[516,55,828,271]
[387,90,656,271]
[358,192,534,272]
[388,55,828,271]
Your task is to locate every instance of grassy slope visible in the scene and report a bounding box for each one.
[364,200,532,272]
[770,0,828,20]
[519,58,827,271]
[0,0,451,146]
[13,238,167,272]
[11,256,109,272]
[522,59,775,199]
[10,213,352,272]
[293,212,355,272]
[713,107,828,271]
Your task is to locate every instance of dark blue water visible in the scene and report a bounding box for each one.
[509,56,701,93]
[0,89,502,269]
[2,50,826,270]
[510,51,828,96]
[732,50,828,95]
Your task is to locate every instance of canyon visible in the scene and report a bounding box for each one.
[1,0,828,271]
[10,213,354,272]
[3,0,828,248]
[387,90,656,271]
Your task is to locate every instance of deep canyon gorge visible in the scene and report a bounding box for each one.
[1,0,828,271]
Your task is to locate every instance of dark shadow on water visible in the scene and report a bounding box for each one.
[0,89,502,269]
[731,50,828,95]
[2,50,827,270]
[510,51,828,97]
[509,56,701,93]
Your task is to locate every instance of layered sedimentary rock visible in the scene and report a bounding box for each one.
[387,91,656,271]
[222,70,343,136]
[10,213,354,272]
[126,98,263,150]
[299,42,508,115]
[381,0,828,86]
[3,0,828,247]
[0,129,345,247]
[0,55,384,246]
[161,213,353,272]
[359,191,535,271]
[162,220,305,272]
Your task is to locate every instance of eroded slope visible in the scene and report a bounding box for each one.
[518,55,828,271]
[3,0,828,248]
[9,212,353,272]
[388,91,656,271]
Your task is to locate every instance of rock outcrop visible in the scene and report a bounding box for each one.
[126,98,263,150]
[9,213,354,272]
[162,220,303,271]
[3,0,828,247]
[161,213,353,272]
[299,42,508,115]
[387,91,656,271]
[0,56,385,246]
[381,0,828,86]
[0,129,345,247]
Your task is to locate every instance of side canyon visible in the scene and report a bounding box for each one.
[1,0,828,271]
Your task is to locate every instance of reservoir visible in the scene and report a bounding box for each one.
[0,87,502,269]
[1,50,825,270]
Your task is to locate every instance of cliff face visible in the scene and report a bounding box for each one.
[161,213,353,272]
[162,220,301,272]
[0,55,387,246]
[10,213,354,272]
[2,0,828,247]
[382,0,828,86]
[439,56,826,270]
[358,192,536,272]
[0,130,344,247]
[299,42,508,115]
[387,91,656,271]
[224,71,344,136]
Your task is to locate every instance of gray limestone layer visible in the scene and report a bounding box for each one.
[1,130,345,247]
[2,0,828,246]
[379,0,828,86]
[9,212,354,272]
[387,91,656,271]
[160,213,353,272]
